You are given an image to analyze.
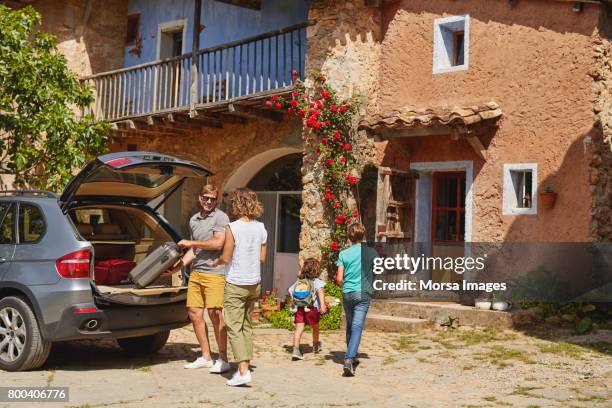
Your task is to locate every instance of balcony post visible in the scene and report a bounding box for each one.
[190,0,202,116]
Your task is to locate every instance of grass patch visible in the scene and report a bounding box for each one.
[510,386,543,397]
[538,342,585,360]
[462,364,476,370]
[479,346,537,367]
[576,394,607,403]
[396,337,419,351]
[138,366,152,373]
[46,369,55,386]
[482,396,496,402]
[383,356,397,365]
[315,358,326,366]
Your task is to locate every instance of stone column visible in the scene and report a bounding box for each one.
[299,0,381,265]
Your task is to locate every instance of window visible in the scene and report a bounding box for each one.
[126,14,140,45]
[19,204,46,243]
[0,203,15,244]
[433,15,469,74]
[503,164,538,215]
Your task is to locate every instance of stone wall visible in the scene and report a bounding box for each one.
[32,0,127,76]
[111,115,302,236]
[591,8,612,242]
[299,0,381,263]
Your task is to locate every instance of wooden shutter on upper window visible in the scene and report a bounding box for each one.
[375,167,418,243]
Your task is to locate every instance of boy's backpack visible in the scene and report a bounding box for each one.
[291,278,315,309]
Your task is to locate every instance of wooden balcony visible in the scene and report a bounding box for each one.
[81,21,313,124]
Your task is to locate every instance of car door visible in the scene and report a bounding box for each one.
[0,202,17,280]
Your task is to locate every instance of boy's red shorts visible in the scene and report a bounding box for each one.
[294,307,321,325]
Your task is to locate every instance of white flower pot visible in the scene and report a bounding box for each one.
[492,301,509,311]
[475,300,492,310]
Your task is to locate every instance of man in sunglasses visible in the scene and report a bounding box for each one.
[171,184,231,374]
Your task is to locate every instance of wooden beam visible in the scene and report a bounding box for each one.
[195,110,247,125]
[381,125,454,138]
[227,103,283,122]
[466,135,487,160]
[174,113,223,129]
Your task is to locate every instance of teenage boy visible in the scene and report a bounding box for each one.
[173,184,230,373]
[335,223,375,377]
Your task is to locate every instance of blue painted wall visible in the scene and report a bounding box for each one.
[124,0,310,67]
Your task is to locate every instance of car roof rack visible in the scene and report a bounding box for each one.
[0,190,57,198]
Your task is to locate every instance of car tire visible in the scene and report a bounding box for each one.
[116,330,170,354]
[0,296,52,372]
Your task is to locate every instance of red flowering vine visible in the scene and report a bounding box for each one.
[265,71,359,269]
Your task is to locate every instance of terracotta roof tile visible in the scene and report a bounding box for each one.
[358,102,502,133]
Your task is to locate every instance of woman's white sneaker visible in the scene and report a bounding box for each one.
[226,370,252,386]
[184,357,214,369]
[209,359,230,373]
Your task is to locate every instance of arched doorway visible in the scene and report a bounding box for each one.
[225,152,302,295]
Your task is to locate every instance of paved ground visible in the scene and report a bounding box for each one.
[1,325,610,408]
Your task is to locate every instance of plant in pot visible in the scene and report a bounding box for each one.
[539,186,558,210]
[260,288,281,319]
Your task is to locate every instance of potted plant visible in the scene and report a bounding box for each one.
[539,186,558,210]
[260,288,280,319]
[251,300,262,322]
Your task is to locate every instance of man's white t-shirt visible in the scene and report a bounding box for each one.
[225,219,267,286]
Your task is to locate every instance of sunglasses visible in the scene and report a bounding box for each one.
[199,195,217,203]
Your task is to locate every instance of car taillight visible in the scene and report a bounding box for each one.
[56,249,91,279]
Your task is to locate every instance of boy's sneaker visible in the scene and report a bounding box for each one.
[184,357,213,369]
[226,370,252,386]
[291,347,303,361]
[342,361,355,377]
[314,341,323,353]
[209,359,230,374]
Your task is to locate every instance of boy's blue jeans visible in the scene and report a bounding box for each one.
[342,291,371,362]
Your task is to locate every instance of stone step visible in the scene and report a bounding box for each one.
[369,300,514,329]
[365,314,432,332]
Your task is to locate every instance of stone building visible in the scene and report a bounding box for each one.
[13,0,611,292]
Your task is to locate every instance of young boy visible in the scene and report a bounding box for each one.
[288,258,327,360]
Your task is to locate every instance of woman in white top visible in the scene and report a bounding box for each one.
[214,188,267,386]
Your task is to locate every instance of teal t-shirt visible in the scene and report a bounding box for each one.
[336,243,375,294]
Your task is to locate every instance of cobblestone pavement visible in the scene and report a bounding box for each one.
[0,325,610,407]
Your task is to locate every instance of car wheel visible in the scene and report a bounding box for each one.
[116,330,170,354]
[0,296,51,371]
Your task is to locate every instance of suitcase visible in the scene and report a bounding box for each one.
[129,242,181,288]
[94,259,136,285]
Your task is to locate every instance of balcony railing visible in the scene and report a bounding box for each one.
[81,21,313,122]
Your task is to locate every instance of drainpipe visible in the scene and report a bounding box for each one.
[190,0,202,117]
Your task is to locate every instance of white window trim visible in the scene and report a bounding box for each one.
[502,163,538,215]
[433,14,470,74]
[156,19,188,60]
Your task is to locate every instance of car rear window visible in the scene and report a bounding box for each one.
[19,203,46,243]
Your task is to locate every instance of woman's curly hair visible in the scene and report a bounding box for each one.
[228,188,263,219]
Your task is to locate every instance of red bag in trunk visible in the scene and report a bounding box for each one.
[94,259,136,285]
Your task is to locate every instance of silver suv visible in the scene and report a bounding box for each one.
[0,151,211,371]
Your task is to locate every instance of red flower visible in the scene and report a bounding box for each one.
[321,137,327,144]
[339,105,346,113]
[325,192,331,200]
[330,193,336,199]
[330,241,339,251]
[325,159,334,166]
[292,69,298,77]
[334,202,340,209]
[309,102,315,108]
[265,100,273,108]
[261,295,267,301]
[287,108,293,114]
[335,214,346,225]
[347,175,357,185]
[333,130,341,140]
[290,100,298,108]
[298,109,306,118]
[352,210,359,218]
[275,103,282,109]
[340,156,347,163]
[316,99,324,109]
[314,121,323,130]
[272,95,280,101]
[344,143,351,151]
[293,90,299,97]
[330,105,338,113]
[322,90,330,100]
[306,117,317,128]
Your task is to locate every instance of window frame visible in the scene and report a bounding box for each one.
[431,172,466,243]
[433,15,470,74]
[502,163,538,215]
[0,202,16,245]
[17,202,47,245]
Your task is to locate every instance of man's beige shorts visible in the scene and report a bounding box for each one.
[186,271,225,309]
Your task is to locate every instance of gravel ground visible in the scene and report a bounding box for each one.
[0,325,610,407]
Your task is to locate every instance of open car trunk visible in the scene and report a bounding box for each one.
[70,204,187,306]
